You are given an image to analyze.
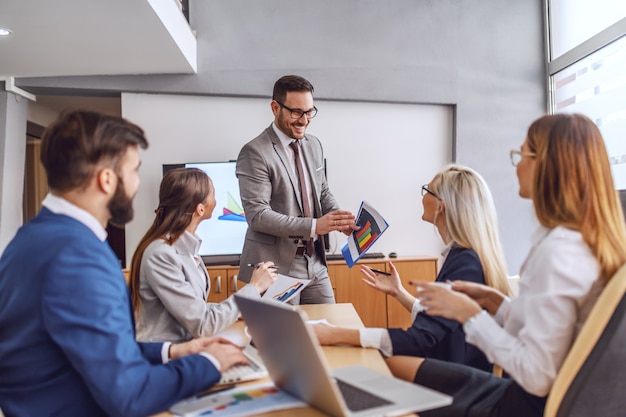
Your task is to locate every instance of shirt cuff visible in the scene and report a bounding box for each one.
[163,343,221,370]
[199,352,222,371]
[493,297,511,325]
[462,309,489,335]
[410,299,427,321]
[359,328,393,357]
[162,342,172,364]
[311,219,317,238]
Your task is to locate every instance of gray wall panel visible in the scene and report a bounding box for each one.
[15,0,546,272]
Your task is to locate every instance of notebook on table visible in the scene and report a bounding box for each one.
[234,295,452,417]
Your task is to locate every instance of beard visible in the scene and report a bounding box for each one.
[107,176,135,227]
[276,111,307,139]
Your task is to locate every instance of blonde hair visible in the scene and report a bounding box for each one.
[527,113,626,281]
[430,165,511,295]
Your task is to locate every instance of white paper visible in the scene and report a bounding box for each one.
[341,200,389,267]
[213,327,249,347]
[170,382,306,417]
[261,274,310,302]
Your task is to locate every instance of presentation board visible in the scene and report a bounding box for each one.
[163,161,247,265]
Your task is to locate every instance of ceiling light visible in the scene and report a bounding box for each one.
[0,28,13,36]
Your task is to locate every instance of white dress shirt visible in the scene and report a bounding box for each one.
[272,123,317,238]
[463,225,602,397]
[43,193,107,242]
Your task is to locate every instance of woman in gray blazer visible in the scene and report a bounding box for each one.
[129,168,277,343]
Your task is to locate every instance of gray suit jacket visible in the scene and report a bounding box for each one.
[236,125,340,282]
[135,233,260,342]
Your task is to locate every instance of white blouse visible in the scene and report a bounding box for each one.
[464,225,603,396]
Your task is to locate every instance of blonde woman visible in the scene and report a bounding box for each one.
[389,114,626,417]
[313,165,510,372]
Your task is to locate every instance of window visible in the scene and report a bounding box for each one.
[547,2,626,188]
[549,0,626,59]
[552,35,626,188]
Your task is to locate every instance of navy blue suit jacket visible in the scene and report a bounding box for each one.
[0,208,221,417]
[388,246,491,372]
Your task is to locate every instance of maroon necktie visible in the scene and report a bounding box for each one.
[289,140,315,256]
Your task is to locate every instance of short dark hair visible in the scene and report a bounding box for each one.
[272,75,314,103]
[40,110,149,192]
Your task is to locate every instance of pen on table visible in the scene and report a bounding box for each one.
[196,384,236,398]
[369,268,391,276]
[246,263,280,269]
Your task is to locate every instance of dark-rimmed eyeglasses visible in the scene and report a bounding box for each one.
[275,101,318,120]
[421,184,440,199]
[510,149,536,167]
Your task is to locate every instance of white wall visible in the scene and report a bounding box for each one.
[122,93,453,265]
[0,92,28,252]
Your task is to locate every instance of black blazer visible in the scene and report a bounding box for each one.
[388,246,491,372]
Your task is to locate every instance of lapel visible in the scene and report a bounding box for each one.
[172,234,210,297]
[267,127,301,207]
[268,126,321,216]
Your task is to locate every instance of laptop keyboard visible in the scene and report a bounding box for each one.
[336,378,392,412]
[218,346,267,385]
[219,363,258,384]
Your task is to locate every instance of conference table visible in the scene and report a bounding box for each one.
[159,303,414,417]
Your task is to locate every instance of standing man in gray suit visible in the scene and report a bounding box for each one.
[236,75,359,304]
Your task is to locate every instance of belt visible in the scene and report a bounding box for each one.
[296,240,319,256]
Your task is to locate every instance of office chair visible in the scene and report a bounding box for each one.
[543,263,626,417]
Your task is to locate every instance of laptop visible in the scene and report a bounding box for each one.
[234,295,452,417]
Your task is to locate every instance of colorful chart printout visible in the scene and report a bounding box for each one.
[341,201,389,267]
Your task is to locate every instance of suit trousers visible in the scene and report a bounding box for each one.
[286,244,335,305]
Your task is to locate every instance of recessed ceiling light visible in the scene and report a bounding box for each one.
[0,28,13,36]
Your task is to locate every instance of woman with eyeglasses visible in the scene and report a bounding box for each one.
[386,113,626,417]
[129,168,278,343]
[312,164,511,372]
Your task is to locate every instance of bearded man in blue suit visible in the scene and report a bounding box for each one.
[0,111,247,417]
